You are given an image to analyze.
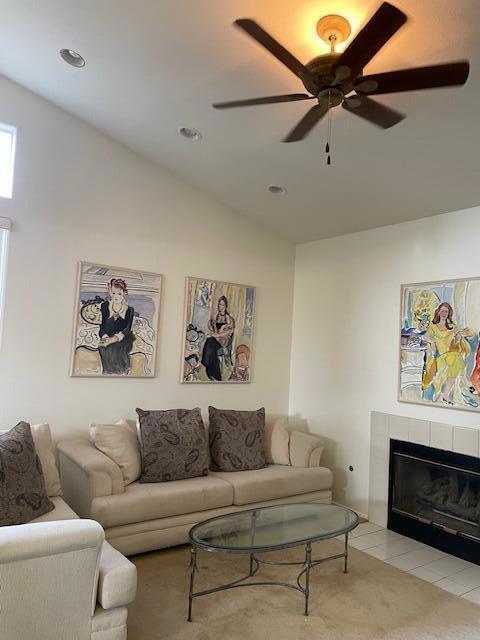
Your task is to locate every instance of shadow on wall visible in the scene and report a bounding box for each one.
[288,413,346,504]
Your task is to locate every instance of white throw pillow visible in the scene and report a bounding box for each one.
[30,423,63,497]
[91,420,141,486]
[135,418,142,443]
[264,417,291,466]
[89,418,128,442]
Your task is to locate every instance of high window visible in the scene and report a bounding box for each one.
[0,123,16,199]
[0,218,10,347]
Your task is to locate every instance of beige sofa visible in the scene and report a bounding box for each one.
[0,424,137,640]
[57,429,333,556]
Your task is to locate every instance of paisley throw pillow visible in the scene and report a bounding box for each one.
[136,408,209,483]
[208,406,266,472]
[0,422,54,526]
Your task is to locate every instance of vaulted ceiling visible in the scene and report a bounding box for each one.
[0,1,479,242]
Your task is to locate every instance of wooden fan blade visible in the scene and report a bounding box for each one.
[342,95,405,128]
[354,61,470,95]
[332,2,407,81]
[213,93,314,109]
[234,19,314,82]
[283,100,329,142]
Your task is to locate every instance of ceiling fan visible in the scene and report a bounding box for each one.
[213,2,470,145]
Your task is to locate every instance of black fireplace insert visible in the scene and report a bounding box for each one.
[388,439,480,565]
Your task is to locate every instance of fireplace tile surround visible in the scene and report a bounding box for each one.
[368,412,480,528]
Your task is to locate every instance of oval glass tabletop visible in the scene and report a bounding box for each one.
[189,503,359,553]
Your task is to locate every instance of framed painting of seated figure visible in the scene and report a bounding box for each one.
[71,262,162,377]
[181,276,255,383]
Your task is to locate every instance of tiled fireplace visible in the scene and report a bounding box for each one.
[369,412,480,564]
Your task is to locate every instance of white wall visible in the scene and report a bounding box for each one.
[3,70,479,514]
[289,206,480,515]
[0,75,295,438]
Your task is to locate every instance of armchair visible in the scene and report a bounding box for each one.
[0,519,136,640]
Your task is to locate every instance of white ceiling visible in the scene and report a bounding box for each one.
[0,0,479,242]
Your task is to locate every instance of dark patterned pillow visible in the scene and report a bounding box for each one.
[0,422,54,526]
[137,408,209,483]
[208,406,266,472]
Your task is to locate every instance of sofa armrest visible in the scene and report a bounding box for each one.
[0,519,104,564]
[289,431,325,468]
[57,438,124,518]
[97,542,137,609]
[0,520,104,624]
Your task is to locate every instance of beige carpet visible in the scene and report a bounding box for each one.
[127,539,480,640]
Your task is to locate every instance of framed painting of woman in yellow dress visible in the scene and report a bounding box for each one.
[399,277,480,411]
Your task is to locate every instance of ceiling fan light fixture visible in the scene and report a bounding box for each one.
[268,185,287,195]
[316,15,351,48]
[60,48,86,68]
[179,127,202,141]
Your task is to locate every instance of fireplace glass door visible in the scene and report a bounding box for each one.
[391,451,480,541]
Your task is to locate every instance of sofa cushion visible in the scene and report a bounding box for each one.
[210,464,333,506]
[91,420,141,486]
[90,475,234,528]
[264,417,290,466]
[137,408,209,482]
[92,605,128,636]
[208,406,266,472]
[0,422,54,526]
[31,496,79,522]
[97,541,137,609]
[30,423,63,497]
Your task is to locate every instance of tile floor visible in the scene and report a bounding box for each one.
[342,522,480,605]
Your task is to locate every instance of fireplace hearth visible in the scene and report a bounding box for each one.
[388,439,480,565]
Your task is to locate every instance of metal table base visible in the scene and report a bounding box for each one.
[187,532,349,621]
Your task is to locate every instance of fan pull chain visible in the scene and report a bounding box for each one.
[326,91,333,165]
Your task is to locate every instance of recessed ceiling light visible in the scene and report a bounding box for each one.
[179,127,202,141]
[268,185,287,195]
[60,49,86,68]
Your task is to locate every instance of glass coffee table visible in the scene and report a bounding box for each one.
[187,502,358,621]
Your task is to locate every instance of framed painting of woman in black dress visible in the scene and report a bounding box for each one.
[181,276,255,383]
[71,262,162,377]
